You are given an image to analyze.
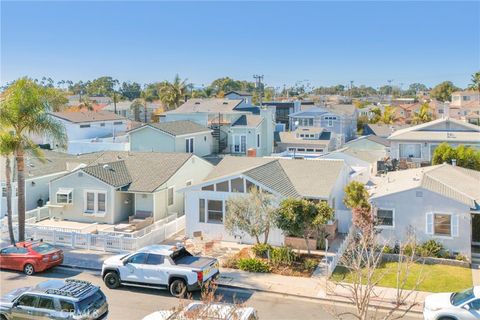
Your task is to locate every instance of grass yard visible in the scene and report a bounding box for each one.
[331,262,473,293]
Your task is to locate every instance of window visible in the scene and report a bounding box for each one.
[128,253,147,264]
[434,214,451,236]
[167,187,174,206]
[257,133,261,148]
[37,297,55,310]
[215,181,229,192]
[56,189,73,204]
[146,254,165,265]
[202,184,214,191]
[199,199,205,222]
[1,247,28,254]
[399,144,421,159]
[245,180,255,192]
[297,148,305,152]
[315,149,323,153]
[1,184,5,197]
[207,200,223,223]
[185,137,194,153]
[233,135,247,153]
[470,299,480,311]
[84,191,106,214]
[79,124,91,128]
[60,300,75,313]
[113,121,123,125]
[297,118,313,127]
[231,178,245,193]
[377,209,394,227]
[306,148,314,152]
[17,294,38,307]
[100,123,105,127]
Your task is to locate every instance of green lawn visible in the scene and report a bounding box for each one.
[331,262,472,293]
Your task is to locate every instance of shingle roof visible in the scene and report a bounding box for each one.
[231,115,263,127]
[365,124,410,138]
[204,156,345,198]
[50,111,126,123]
[132,121,211,136]
[166,99,243,114]
[290,104,356,117]
[370,164,480,208]
[278,131,331,146]
[82,160,132,188]
[225,91,253,97]
[81,151,193,192]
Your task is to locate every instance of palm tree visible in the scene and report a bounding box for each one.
[158,74,189,110]
[0,78,67,241]
[412,102,433,124]
[0,131,17,244]
[130,99,144,122]
[468,71,480,93]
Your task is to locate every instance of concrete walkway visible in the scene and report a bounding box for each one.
[472,264,480,286]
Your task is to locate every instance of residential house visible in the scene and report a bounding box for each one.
[48,152,213,225]
[128,121,213,157]
[183,156,352,245]
[275,127,335,156]
[363,123,410,138]
[451,90,480,108]
[103,100,162,122]
[224,91,253,105]
[289,104,358,146]
[262,101,302,131]
[47,111,129,154]
[369,164,480,262]
[163,99,274,156]
[358,104,384,121]
[388,118,480,163]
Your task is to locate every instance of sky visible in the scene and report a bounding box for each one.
[1,1,479,89]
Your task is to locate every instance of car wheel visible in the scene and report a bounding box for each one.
[104,272,121,289]
[23,263,35,276]
[438,318,456,320]
[1,314,7,320]
[169,279,187,298]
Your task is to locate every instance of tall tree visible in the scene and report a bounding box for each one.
[468,71,480,93]
[86,76,119,97]
[0,131,17,244]
[158,75,189,110]
[430,81,459,102]
[120,81,142,101]
[0,78,67,241]
[130,99,144,122]
[412,102,433,124]
[432,143,480,171]
[343,181,374,235]
[408,83,428,94]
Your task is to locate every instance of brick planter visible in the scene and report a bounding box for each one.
[284,236,317,251]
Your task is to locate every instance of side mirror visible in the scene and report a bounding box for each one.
[122,259,129,266]
[463,304,471,311]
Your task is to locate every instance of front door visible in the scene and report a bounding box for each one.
[472,213,480,244]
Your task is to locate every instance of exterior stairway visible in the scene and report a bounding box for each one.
[472,247,480,265]
[211,125,228,154]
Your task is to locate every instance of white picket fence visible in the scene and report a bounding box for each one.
[325,225,356,277]
[4,215,186,253]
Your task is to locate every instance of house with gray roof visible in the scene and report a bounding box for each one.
[363,123,410,138]
[275,127,335,156]
[387,118,480,163]
[289,104,358,147]
[182,156,351,245]
[369,164,480,263]
[128,120,214,157]
[48,151,213,226]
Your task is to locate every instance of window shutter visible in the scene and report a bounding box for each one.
[425,213,433,235]
[451,215,459,237]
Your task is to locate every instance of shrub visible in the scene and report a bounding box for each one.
[420,240,444,258]
[222,255,239,269]
[402,243,417,256]
[455,254,468,262]
[271,246,296,266]
[303,258,318,271]
[237,258,271,273]
[382,245,394,254]
[439,250,451,259]
[252,243,273,258]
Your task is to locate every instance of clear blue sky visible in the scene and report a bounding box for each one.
[1,1,479,89]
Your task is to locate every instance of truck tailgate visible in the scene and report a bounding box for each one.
[175,256,219,280]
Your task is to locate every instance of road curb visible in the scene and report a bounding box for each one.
[58,263,423,315]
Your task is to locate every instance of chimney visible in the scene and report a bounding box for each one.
[451,159,457,166]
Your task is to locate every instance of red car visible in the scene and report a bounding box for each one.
[0,240,63,275]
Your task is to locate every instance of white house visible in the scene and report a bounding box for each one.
[388,118,480,163]
[224,91,253,105]
[47,111,129,154]
[275,127,336,156]
[369,164,480,262]
[128,121,213,157]
[183,156,352,245]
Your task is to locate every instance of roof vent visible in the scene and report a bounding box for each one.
[103,164,112,171]
[194,102,201,105]
[222,102,229,105]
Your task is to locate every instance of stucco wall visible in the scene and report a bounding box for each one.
[130,127,175,152]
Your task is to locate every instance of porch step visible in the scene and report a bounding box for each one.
[472,252,480,265]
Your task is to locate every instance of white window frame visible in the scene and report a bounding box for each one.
[426,212,458,238]
[232,134,247,153]
[399,143,422,160]
[167,186,175,206]
[83,190,107,215]
[376,208,395,229]
[205,199,224,224]
[185,137,194,153]
[56,189,73,204]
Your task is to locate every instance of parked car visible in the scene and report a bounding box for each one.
[142,302,258,320]
[423,286,480,320]
[0,278,108,320]
[0,239,63,275]
[101,245,219,298]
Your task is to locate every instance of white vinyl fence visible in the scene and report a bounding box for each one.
[326,225,355,277]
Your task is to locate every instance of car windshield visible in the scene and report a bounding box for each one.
[31,243,56,254]
[451,288,475,306]
[2,287,30,302]
[76,290,105,313]
[170,248,192,264]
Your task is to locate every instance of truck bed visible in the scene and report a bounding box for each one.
[174,256,216,269]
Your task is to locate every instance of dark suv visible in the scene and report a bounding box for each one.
[0,278,108,320]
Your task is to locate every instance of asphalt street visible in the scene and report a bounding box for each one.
[0,267,422,320]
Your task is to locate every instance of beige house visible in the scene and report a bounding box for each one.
[276,127,335,155]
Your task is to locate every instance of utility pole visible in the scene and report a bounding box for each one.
[113,91,117,114]
[350,80,354,98]
[253,74,264,106]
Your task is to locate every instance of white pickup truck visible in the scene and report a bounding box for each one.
[101,245,219,297]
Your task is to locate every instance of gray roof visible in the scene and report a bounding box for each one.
[370,164,480,208]
[365,124,409,138]
[204,156,345,198]
[80,151,193,192]
[225,91,253,97]
[165,98,243,114]
[231,115,263,127]
[278,131,331,146]
[132,121,211,136]
[50,111,126,123]
[290,104,356,117]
